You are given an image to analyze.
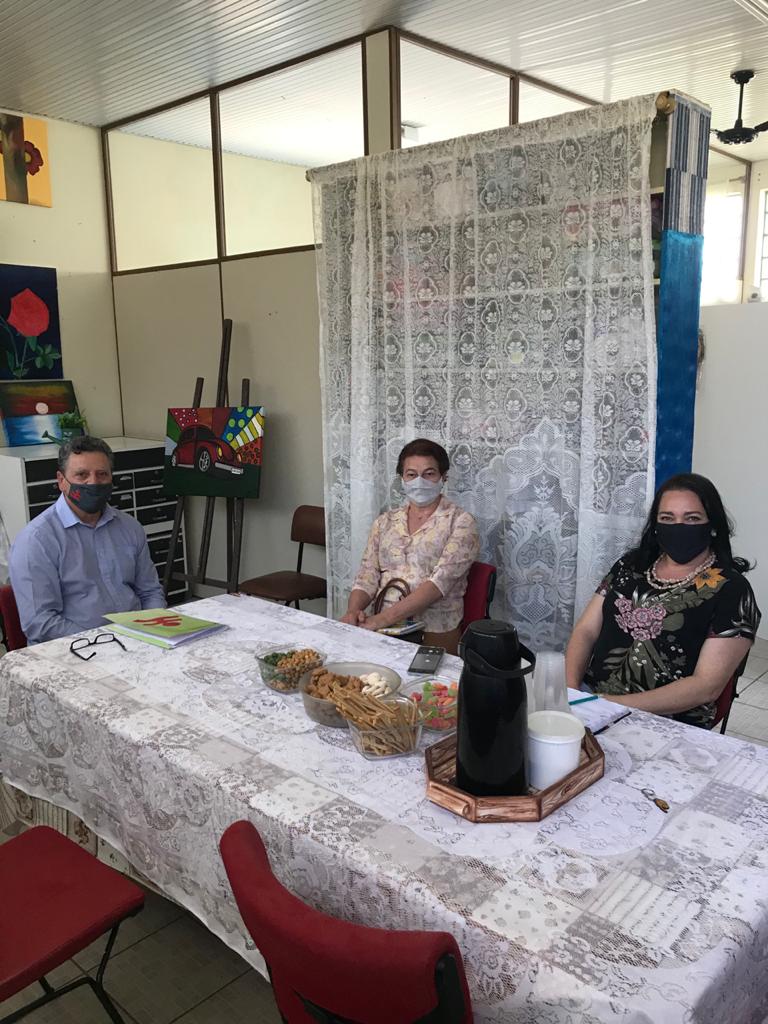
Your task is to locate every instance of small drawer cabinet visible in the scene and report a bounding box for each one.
[0,436,188,605]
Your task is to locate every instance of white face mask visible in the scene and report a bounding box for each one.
[402,476,443,507]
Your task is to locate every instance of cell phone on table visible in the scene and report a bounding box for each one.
[408,645,445,674]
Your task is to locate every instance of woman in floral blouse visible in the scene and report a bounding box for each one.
[341,439,479,655]
[566,473,761,728]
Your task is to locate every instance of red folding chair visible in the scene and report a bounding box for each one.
[462,561,497,629]
[0,585,26,652]
[712,656,748,735]
[0,826,144,1024]
[219,820,473,1024]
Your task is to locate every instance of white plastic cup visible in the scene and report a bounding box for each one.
[530,651,569,713]
[527,710,585,790]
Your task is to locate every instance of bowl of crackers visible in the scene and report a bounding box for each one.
[299,662,401,728]
[256,646,326,694]
[346,695,423,760]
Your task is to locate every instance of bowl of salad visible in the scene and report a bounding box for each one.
[256,646,326,694]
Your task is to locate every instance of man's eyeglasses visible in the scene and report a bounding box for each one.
[70,632,127,661]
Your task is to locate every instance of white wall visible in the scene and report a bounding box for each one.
[113,263,223,437]
[109,131,217,269]
[0,115,122,436]
[694,303,768,636]
[108,131,313,269]
[113,251,325,610]
[221,251,325,607]
[223,152,312,254]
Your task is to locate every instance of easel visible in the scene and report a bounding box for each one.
[162,318,249,598]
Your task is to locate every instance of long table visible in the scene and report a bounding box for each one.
[1,595,768,1023]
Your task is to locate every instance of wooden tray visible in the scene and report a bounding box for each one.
[425,730,604,823]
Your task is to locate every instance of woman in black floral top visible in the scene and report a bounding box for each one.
[566,474,761,728]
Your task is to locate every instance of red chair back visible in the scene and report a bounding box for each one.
[219,821,473,1024]
[713,675,736,732]
[712,655,748,734]
[462,561,496,629]
[0,584,27,651]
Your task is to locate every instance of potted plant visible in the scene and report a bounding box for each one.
[57,409,88,443]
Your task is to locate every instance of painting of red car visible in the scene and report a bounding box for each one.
[170,425,243,476]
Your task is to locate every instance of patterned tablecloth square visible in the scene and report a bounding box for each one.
[470,880,581,951]
[583,871,700,951]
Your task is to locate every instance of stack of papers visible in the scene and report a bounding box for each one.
[567,688,632,733]
[377,620,424,637]
[104,609,227,649]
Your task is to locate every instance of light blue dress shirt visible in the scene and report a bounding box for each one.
[9,494,166,645]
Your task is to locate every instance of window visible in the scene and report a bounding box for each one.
[399,40,511,148]
[218,45,364,256]
[517,81,588,124]
[757,189,768,299]
[700,150,747,306]
[108,98,217,271]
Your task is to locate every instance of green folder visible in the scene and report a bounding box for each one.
[104,608,226,649]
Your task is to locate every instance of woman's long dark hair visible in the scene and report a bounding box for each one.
[626,473,751,574]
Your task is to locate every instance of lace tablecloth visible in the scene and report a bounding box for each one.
[1,595,767,1023]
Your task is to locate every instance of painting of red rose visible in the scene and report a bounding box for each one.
[8,289,50,337]
[0,263,62,381]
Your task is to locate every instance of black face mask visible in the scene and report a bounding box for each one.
[66,480,113,514]
[655,522,712,565]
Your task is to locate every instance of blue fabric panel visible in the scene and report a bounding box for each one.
[655,229,703,486]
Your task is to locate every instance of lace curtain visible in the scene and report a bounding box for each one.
[309,96,658,649]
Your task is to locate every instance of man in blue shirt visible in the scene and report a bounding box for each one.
[9,435,166,644]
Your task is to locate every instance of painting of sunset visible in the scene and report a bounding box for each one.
[0,379,77,447]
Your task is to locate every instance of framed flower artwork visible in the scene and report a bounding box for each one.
[0,112,51,207]
[0,264,63,381]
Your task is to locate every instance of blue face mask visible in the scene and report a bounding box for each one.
[66,479,113,514]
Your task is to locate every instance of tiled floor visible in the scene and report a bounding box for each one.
[725,634,768,748]
[0,884,282,1024]
[3,638,768,1023]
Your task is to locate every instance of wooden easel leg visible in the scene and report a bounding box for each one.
[162,375,204,600]
[226,378,250,593]
[229,498,245,593]
[225,497,234,590]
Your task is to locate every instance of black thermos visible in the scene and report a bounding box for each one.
[455,620,536,797]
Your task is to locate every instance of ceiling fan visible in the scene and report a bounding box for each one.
[712,69,768,145]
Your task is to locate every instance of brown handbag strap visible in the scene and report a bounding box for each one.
[373,577,410,615]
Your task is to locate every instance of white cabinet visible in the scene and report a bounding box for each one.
[0,436,188,604]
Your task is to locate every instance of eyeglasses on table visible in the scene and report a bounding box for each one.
[69,632,127,661]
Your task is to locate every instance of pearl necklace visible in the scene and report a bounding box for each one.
[645,551,715,592]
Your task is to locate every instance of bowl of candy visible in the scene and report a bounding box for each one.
[407,678,459,732]
[256,646,325,694]
[344,695,423,760]
[299,662,401,728]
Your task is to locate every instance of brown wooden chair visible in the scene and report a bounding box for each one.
[238,505,327,609]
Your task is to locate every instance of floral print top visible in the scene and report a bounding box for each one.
[586,558,761,728]
[352,497,479,632]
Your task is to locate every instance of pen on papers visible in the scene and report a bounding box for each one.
[569,694,599,706]
[594,709,633,735]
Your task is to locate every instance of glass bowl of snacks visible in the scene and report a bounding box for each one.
[346,695,423,760]
[256,646,326,694]
[406,678,459,732]
[299,662,401,728]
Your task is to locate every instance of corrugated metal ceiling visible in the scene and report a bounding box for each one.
[2,0,768,159]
